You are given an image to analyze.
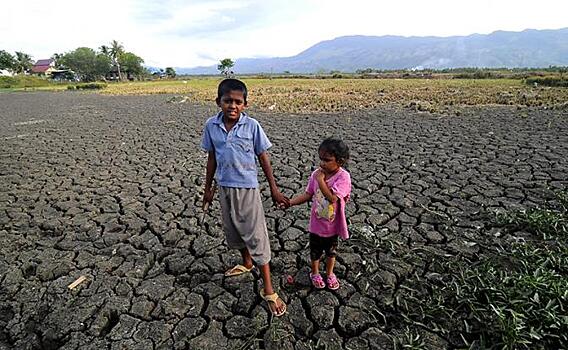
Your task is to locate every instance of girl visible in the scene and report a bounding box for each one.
[287,137,351,290]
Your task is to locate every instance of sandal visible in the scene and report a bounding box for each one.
[310,273,325,289]
[260,289,287,317]
[326,274,340,290]
[224,264,254,277]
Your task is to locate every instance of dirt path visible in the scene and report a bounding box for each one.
[0,92,567,349]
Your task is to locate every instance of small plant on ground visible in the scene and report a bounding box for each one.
[393,328,428,350]
[397,189,568,349]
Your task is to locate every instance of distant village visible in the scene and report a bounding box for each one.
[1,58,72,80]
[0,42,177,82]
[0,58,175,81]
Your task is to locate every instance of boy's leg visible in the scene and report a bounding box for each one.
[239,247,254,269]
[226,188,286,314]
[258,264,286,315]
[219,187,254,276]
[219,186,247,251]
[227,188,271,265]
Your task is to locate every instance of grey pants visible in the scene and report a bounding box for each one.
[218,186,271,265]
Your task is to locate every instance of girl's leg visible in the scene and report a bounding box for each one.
[325,256,340,290]
[311,258,320,275]
[310,258,325,288]
[309,234,325,288]
[325,256,336,276]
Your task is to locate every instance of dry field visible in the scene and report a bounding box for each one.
[101,78,568,114]
[0,81,567,349]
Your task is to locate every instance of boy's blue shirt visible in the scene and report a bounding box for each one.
[201,111,272,188]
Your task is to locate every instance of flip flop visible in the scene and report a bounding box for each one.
[224,264,254,277]
[260,289,287,317]
[309,273,325,289]
[326,274,340,290]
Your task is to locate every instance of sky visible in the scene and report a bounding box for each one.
[1,0,567,68]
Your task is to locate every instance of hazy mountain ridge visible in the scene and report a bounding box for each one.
[176,28,568,74]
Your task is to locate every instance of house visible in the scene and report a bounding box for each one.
[0,69,13,76]
[30,59,75,80]
[31,59,56,76]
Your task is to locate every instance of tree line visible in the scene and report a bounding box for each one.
[1,40,177,82]
[0,51,34,74]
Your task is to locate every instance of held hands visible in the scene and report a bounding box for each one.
[271,189,290,209]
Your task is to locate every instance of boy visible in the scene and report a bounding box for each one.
[201,78,288,317]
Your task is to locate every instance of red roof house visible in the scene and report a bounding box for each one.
[31,59,56,75]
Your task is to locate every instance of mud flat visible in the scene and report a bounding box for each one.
[0,92,567,349]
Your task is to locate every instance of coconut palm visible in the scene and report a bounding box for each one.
[51,53,64,68]
[99,45,110,56]
[14,51,33,74]
[109,40,124,81]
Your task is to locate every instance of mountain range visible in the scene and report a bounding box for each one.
[176,28,568,75]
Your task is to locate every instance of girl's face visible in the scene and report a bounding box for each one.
[319,150,341,175]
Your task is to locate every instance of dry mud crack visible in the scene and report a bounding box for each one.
[0,92,567,349]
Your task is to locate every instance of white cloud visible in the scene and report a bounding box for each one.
[1,0,566,68]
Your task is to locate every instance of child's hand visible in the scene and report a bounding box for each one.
[271,190,290,209]
[203,187,215,209]
[315,168,325,181]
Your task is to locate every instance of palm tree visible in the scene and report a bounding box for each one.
[15,51,33,74]
[51,53,64,68]
[109,40,124,81]
[99,45,110,56]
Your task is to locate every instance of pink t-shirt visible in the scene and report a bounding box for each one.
[306,167,351,240]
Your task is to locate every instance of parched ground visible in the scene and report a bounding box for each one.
[0,92,567,349]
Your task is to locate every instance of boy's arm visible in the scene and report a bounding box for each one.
[289,192,312,206]
[203,151,217,208]
[316,170,338,203]
[258,151,289,207]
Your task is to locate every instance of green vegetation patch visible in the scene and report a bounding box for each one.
[525,76,568,88]
[396,189,568,349]
[0,75,53,89]
[68,82,107,90]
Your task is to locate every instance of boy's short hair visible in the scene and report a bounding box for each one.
[319,137,350,164]
[217,78,248,102]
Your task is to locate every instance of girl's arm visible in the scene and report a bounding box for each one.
[289,192,312,206]
[316,171,338,203]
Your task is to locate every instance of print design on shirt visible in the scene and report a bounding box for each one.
[315,188,335,222]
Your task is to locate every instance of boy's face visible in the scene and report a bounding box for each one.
[217,90,247,122]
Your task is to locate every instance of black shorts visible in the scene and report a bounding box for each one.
[309,234,338,261]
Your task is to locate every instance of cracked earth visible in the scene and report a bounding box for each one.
[0,92,567,349]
